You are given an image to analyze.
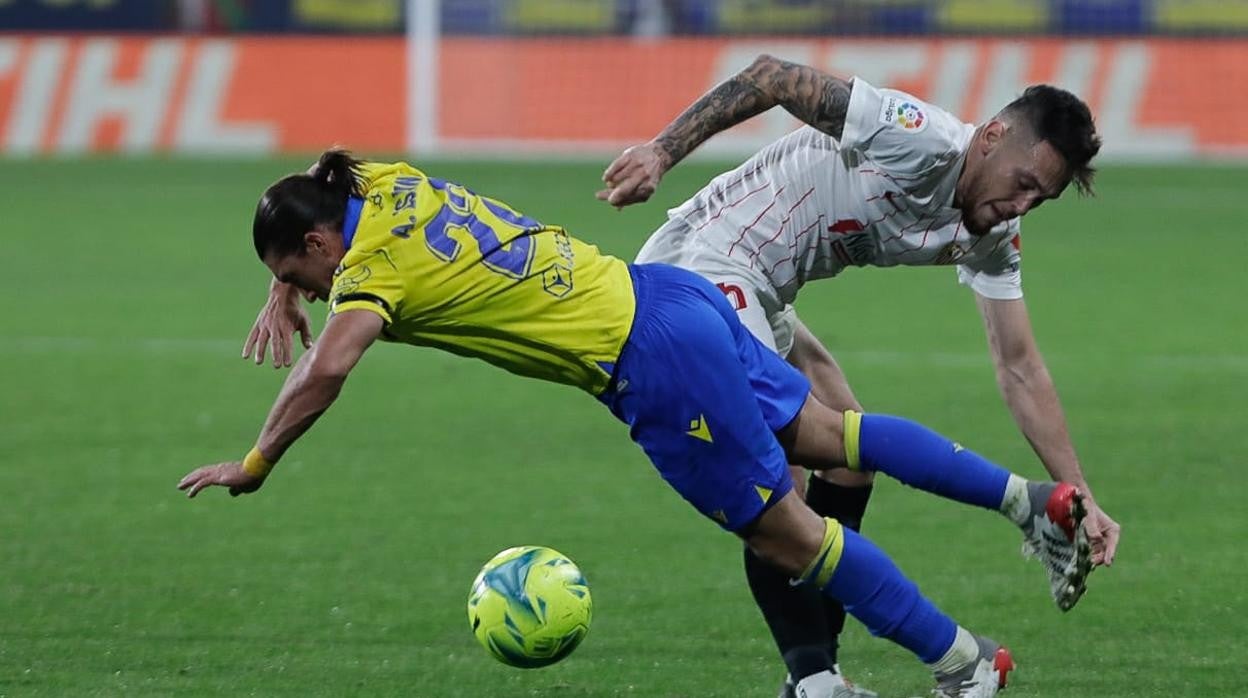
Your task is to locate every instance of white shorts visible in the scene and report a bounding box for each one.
[635,217,799,358]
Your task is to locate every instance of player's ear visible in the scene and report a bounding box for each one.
[981,120,1007,154]
[304,230,328,255]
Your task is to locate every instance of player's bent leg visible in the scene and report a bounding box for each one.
[711,293,877,695]
[779,396,1093,611]
[780,318,1088,611]
[739,489,827,577]
[706,286,854,694]
[742,492,1014,696]
[837,409,1092,611]
[779,399,1009,511]
[785,313,875,558]
[604,265,1017,692]
[802,471,872,676]
[745,493,955,664]
[777,314,877,696]
[744,532,850,697]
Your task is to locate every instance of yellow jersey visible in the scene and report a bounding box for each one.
[328,162,635,395]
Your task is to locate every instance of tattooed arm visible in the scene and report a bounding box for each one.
[597,55,852,207]
[655,54,852,168]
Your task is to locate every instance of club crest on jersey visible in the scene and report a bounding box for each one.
[931,242,967,265]
[827,221,878,266]
[879,95,927,133]
[542,263,573,298]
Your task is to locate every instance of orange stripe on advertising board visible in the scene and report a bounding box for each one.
[435,38,718,143]
[0,36,404,154]
[436,37,1248,157]
[0,35,1245,157]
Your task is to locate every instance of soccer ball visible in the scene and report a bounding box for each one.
[467,546,592,668]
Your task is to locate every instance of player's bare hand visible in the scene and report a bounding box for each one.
[1082,495,1120,567]
[243,280,313,368]
[596,141,669,208]
[177,462,266,499]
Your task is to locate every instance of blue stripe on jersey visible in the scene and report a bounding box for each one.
[343,196,364,250]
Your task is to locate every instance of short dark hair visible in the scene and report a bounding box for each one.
[1001,85,1102,196]
[252,148,366,260]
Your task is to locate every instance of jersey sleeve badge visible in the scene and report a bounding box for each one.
[879,95,928,133]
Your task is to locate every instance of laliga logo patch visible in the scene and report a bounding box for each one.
[896,101,926,130]
[880,96,927,133]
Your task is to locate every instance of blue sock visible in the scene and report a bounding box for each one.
[854,413,1010,511]
[816,523,956,663]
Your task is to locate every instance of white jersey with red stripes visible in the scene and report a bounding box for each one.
[634,78,1023,317]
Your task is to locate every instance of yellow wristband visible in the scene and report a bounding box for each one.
[242,447,274,478]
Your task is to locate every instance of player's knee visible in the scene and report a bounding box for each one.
[778,395,849,469]
[741,493,828,579]
[745,534,817,580]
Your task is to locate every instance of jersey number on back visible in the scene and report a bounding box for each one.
[404,177,539,280]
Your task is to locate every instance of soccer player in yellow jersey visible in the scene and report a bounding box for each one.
[178,150,1092,697]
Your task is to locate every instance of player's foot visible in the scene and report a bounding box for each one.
[779,666,879,698]
[1020,481,1092,611]
[931,636,1014,697]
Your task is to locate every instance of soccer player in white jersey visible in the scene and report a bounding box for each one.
[597,54,1122,698]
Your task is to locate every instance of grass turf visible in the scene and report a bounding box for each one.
[1,158,1245,697]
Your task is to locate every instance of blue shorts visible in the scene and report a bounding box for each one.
[597,264,812,532]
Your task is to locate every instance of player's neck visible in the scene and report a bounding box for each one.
[953,125,986,210]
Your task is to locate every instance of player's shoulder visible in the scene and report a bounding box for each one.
[347,161,432,246]
[845,78,966,144]
[842,78,971,177]
[356,160,427,197]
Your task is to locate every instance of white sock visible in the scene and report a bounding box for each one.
[999,474,1030,527]
[927,626,979,676]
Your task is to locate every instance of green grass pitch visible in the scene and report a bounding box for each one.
[1,157,1246,697]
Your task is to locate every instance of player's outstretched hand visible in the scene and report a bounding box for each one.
[242,280,313,368]
[596,141,669,208]
[1082,495,1120,567]
[177,462,266,499]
